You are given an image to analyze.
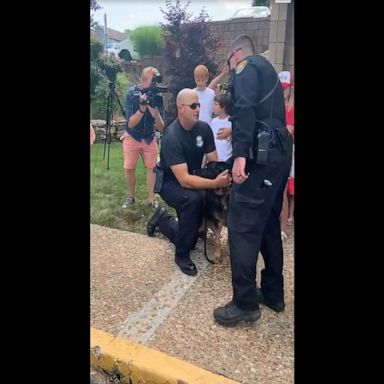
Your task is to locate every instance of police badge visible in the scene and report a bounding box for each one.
[196,135,204,148]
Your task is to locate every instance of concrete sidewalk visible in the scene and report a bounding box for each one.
[91,224,294,384]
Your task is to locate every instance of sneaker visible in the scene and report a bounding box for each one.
[122,196,135,209]
[148,200,159,210]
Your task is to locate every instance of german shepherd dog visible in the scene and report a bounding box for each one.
[194,161,232,262]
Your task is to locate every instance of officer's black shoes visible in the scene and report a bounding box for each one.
[256,288,285,313]
[175,254,197,276]
[213,301,261,327]
[147,206,166,237]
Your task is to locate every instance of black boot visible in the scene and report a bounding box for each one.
[175,253,197,276]
[213,301,261,327]
[147,206,167,237]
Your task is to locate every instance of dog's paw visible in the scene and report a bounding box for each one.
[214,247,222,263]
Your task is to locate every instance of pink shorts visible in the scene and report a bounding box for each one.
[122,132,157,170]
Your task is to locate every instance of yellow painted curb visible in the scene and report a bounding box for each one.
[91,327,240,384]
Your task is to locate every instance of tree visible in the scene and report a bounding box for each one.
[252,0,271,7]
[90,0,100,10]
[90,38,124,112]
[90,0,101,28]
[130,26,164,58]
[90,39,104,99]
[160,0,219,124]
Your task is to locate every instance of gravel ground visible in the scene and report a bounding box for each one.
[91,225,176,334]
[91,224,294,384]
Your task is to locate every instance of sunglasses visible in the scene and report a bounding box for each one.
[182,103,201,110]
[227,47,242,67]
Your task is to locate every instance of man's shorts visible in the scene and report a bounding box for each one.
[122,132,157,170]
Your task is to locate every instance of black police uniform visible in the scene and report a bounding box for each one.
[228,54,293,311]
[155,118,216,262]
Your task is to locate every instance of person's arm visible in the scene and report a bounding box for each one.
[147,96,165,132]
[206,150,218,162]
[231,65,259,184]
[90,124,96,145]
[287,125,294,137]
[208,64,229,92]
[217,127,232,140]
[170,163,230,189]
[232,65,259,159]
[126,89,147,129]
[286,105,294,138]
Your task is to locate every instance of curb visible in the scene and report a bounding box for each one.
[91,327,239,384]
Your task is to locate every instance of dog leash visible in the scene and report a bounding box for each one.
[203,192,215,264]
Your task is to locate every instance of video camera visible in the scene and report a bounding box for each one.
[133,74,168,107]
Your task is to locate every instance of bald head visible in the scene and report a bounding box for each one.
[176,88,200,129]
[176,88,198,106]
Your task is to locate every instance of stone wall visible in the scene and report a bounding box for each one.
[91,119,126,143]
[268,0,294,73]
[207,17,270,63]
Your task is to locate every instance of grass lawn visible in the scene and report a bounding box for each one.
[91,142,174,234]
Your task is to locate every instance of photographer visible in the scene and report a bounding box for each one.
[121,66,165,209]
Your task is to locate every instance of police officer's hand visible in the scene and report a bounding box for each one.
[232,157,249,184]
[214,170,232,188]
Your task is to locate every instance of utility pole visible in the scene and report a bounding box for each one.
[104,13,108,52]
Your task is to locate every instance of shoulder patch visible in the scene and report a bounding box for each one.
[235,59,247,74]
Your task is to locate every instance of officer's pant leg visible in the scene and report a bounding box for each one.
[174,189,204,255]
[229,230,263,311]
[259,176,287,304]
[160,181,204,256]
[258,141,291,304]
[228,173,270,311]
[157,210,178,244]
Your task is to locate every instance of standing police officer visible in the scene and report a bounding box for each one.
[213,35,293,326]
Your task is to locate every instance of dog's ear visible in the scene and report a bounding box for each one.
[204,161,217,170]
[215,161,232,174]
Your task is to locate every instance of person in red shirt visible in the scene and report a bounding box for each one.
[279,71,294,240]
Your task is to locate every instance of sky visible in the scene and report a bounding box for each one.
[92,0,252,32]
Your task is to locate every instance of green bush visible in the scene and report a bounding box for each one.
[131,26,164,58]
[90,39,104,99]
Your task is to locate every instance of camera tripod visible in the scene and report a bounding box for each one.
[103,81,125,170]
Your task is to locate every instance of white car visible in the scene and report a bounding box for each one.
[107,38,139,62]
[230,6,271,19]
